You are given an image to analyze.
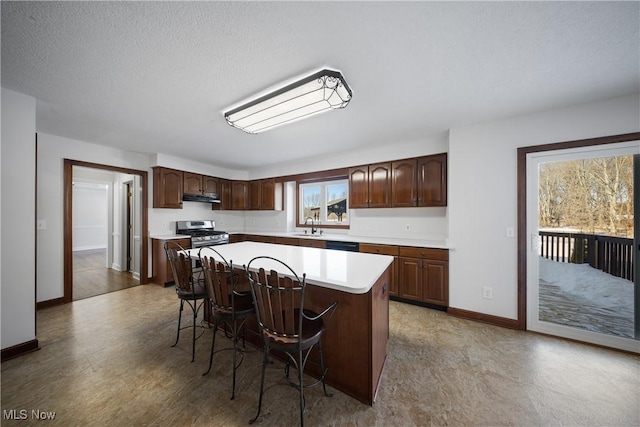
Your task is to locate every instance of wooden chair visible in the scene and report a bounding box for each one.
[164,241,208,362]
[199,247,255,400]
[245,256,338,427]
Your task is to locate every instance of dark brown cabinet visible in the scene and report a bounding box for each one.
[392,159,418,207]
[351,153,447,209]
[417,153,447,207]
[398,247,448,306]
[231,181,249,210]
[217,179,232,210]
[360,243,398,297]
[153,167,183,209]
[183,172,202,196]
[202,175,220,197]
[260,178,276,210]
[249,180,261,210]
[152,237,191,285]
[349,166,369,208]
[349,163,392,208]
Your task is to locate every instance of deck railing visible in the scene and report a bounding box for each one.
[539,231,634,281]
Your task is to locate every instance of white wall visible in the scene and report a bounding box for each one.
[72,182,108,251]
[1,88,36,349]
[448,93,640,320]
[36,133,152,301]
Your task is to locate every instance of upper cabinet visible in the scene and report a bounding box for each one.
[417,153,447,207]
[391,159,418,207]
[259,178,276,210]
[184,172,220,198]
[183,172,202,196]
[202,175,220,197]
[216,178,278,211]
[349,163,391,208]
[231,181,249,210]
[153,167,183,209]
[351,153,447,209]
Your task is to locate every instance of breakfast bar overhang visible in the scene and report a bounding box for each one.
[186,241,393,405]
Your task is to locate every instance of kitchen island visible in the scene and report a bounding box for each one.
[186,241,393,405]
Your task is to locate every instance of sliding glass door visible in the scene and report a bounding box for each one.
[526,141,640,352]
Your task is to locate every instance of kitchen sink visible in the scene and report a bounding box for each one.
[293,233,322,237]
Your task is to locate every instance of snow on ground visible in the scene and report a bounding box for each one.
[538,257,634,311]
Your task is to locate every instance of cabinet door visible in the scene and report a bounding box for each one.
[398,257,422,301]
[349,166,369,208]
[392,159,417,207]
[183,172,202,195]
[153,167,183,209]
[360,244,398,297]
[219,179,232,210]
[423,259,449,306]
[202,176,220,197]
[260,178,275,210]
[417,153,447,207]
[231,181,249,210]
[248,181,261,210]
[368,162,392,208]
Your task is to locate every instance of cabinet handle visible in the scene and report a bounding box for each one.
[382,283,387,294]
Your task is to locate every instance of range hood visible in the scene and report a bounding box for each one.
[182,194,221,204]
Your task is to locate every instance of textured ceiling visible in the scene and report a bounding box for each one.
[2,1,639,170]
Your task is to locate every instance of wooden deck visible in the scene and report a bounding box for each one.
[538,278,634,339]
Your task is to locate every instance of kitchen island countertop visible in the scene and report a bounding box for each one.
[187,241,393,294]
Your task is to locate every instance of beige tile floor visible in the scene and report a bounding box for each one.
[2,284,639,426]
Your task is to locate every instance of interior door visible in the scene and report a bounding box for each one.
[526,141,639,352]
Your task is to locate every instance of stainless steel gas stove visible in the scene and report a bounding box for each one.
[175,220,229,248]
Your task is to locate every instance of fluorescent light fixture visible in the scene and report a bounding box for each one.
[224,69,353,134]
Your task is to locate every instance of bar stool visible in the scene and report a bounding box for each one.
[245,256,338,427]
[199,246,255,400]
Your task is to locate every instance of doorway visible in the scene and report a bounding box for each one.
[63,160,149,303]
[520,137,639,352]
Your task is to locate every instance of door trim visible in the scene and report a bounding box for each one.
[516,132,640,330]
[63,159,149,303]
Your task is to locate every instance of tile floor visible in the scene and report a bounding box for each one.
[2,285,639,426]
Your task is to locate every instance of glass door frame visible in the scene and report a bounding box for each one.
[516,132,640,352]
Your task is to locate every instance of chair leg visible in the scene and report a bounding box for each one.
[202,317,219,376]
[231,319,238,400]
[318,340,332,397]
[298,350,305,427]
[249,344,269,425]
[172,299,185,348]
[191,301,198,363]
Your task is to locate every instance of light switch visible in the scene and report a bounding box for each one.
[37,220,47,230]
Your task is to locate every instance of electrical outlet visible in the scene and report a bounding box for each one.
[482,286,493,299]
[506,227,515,238]
[37,220,46,230]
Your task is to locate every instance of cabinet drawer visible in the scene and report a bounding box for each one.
[360,243,398,256]
[398,246,448,261]
[298,239,326,249]
[274,237,300,246]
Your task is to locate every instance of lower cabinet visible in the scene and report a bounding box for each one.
[359,243,398,297]
[398,247,449,306]
[152,237,191,286]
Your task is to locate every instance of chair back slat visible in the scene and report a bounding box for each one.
[165,242,194,292]
[199,248,236,312]
[247,259,305,340]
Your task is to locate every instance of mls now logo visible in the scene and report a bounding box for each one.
[3,409,56,420]
[3,409,28,420]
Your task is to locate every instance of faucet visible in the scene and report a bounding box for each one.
[304,217,317,234]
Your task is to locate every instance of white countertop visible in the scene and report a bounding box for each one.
[150,234,191,240]
[186,242,393,295]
